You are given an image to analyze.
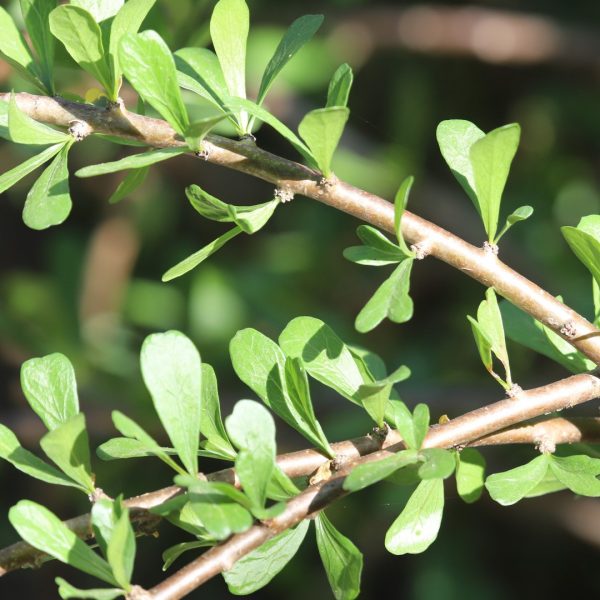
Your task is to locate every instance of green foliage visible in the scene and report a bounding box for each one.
[389,401,429,450]
[562,215,600,286]
[455,448,486,503]
[343,450,419,492]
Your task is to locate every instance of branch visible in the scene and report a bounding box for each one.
[3,92,599,365]
[1,374,598,581]
[146,374,600,600]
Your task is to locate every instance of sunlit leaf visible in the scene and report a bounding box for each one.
[326,63,353,108]
[55,578,123,600]
[0,142,63,194]
[343,450,419,492]
[455,448,486,503]
[76,148,186,178]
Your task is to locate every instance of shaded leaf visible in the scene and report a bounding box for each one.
[394,175,415,256]
[495,205,534,243]
[9,95,66,146]
[562,215,600,286]
[55,578,123,600]
[175,47,228,109]
[549,454,600,497]
[162,540,214,571]
[76,148,186,178]
[455,448,486,503]
[388,401,429,451]
[108,166,148,204]
[343,450,419,492]
[185,113,230,152]
[418,448,455,480]
[0,142,63,194]
[326,63,353,108]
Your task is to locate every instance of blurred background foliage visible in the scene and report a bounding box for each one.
[1,0,600,597]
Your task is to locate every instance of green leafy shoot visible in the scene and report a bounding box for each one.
[0,423,82,488]
[0,7,47,93]
[385,478,445,555]
[343,225,408,266]
[161,540,215,571]
[39,413,95,494]
[49,5,115,98]
[223,520,310,594]
[184,113,231,153]
[119,31,189,134]
[394,175,417,256]
[355,364,411,427]
[230,328,333,457]
[199,363,237,460]
[71,1,124,22]
[19,0,56,93]
[494,205,534,244]
[225,400,276,512]
[108,166,149,204]
[389,401,430,451]
[162,185,280,281]
[0,142,64,195]
[562,215,600,287]
[355,259,414,333]
[76,147,187,178]
[467,288,512,390]
[55,578,123,600]
[326,63,353,108]
[455,448,486,503]
[547,454,600,497]
[8,94,68,145]
[316,513,363,600]
[22,140,74,230]
[210,0,250,132]
[91,497,135,591]
[343,450,419,492]
[418,448,456,480]
[108,410,187,475]
[9,500,118,586]
[20,352,79,431]
[500,299,595,374]
[256,14,324,106]
[298,106,349,177]
[140,331,202,476]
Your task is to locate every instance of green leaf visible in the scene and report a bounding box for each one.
[39,413,95,494]
[0,423,80,488]
[119,31,189,134]
[76,148,186,178]
[55,578,123,600]
[185,113,230,152]
[418,448,455,480]
[268,465,300,501]
[548,454,600,496]
[185,480,253,540]
[91,498,135,590]
[279,316,365,404]
[223,96,317,167]
[108,166,148,204]
[230,328,333,457]
[162,540,214,571]
[210,0,249,130]
[200,363,237,460]
[394,175,415,256]
[19,0,56,94]
[9,500,117,585]
[345,225,408,266]
[436,119,484,208]
[9,95,68,145]
[494,205,534,244]
[257,14,324,106]
[162,226,242,282]
[316,513,363,600]
[140,331,202,475]
[49,5,114,97]
[485,454,550,506]
[343,450,419,492]
[22,142,73,230]
[501,300,594,373]
[20,352,79,431]
[223,520,310,594]
[385,478,444,555]
[355,364,411,427]
[455,448,486,503]
[71,0,124,22]
[226,400,276,510]
[326,63,353,109]
[562,215,600,286]
[111,410,186,474]
[0,142,64,194]
[109,0,157,96]
[175,47,229,108]
[0,7,44,92]
[470,123,521,241]
[355,259,414,333]
[593,278,600,327]
[96,437,171,460]
[389,401,429,452]
[298,106,349,177]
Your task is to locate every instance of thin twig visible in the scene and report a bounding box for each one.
[2,92,599,364]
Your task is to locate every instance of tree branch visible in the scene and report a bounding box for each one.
[0,373,598,582]
[2,92,599,364]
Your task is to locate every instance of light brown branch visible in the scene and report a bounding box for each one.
[2,92,599,365]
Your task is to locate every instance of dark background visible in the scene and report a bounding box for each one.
[1,0,599,597]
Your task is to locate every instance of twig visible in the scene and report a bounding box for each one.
[2,92,599,365]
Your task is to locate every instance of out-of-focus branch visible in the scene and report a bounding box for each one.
[2,92,600,365]
[330,5,600,69]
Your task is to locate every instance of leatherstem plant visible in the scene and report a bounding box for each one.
[1,1,600,599]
